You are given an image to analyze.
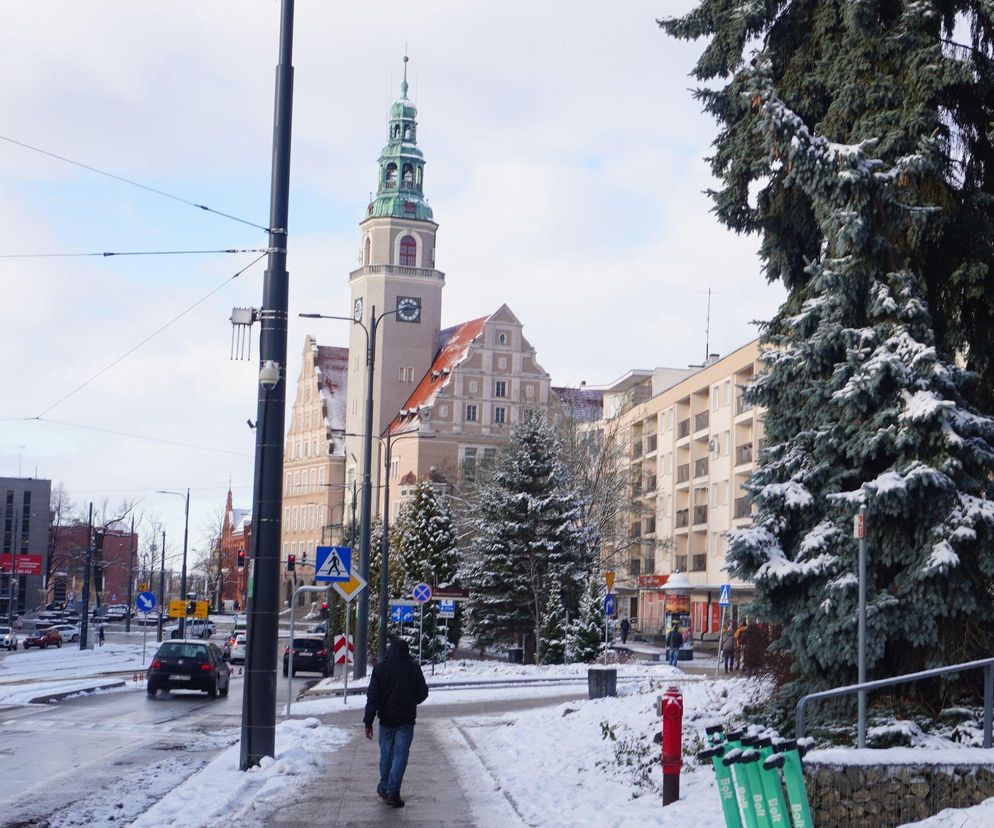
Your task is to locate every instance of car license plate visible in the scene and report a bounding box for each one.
[169,674,191,681]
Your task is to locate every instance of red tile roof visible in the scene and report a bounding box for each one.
[389,315,489,434]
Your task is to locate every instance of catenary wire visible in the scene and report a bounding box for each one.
[0,247,274,259]
[35,251,267,418]
[0,133,273,233]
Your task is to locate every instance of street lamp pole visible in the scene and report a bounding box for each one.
[241,0,295,772]
[158,490,190,638]
[299,306,397,679]
[157,531,166,643]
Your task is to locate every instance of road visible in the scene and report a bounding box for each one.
[0,638,320,828]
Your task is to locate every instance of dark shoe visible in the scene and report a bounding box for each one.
[387,793,405,808]
[377,785,388,801]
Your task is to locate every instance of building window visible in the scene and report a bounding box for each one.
[399,366,414,382]
[525,385,534,399]
[293,471,300,494]
[722,480,729,505]
[399,235,417,266]
[712,389,719,411]
[710,532,718,557]
[465,404,478,422]
[498,332,508,345]
[463,448,478,482]
[495,380,507,398]
[483,448,496,466]
[285,472,292,494]
[722,430,730,456]
[363,237,371,265]
[385,163,397,187]
[711,484,718,507]
[723,380,731,405]
[391,458,399,480]
[292,508,299,532]
[494,406,507,424]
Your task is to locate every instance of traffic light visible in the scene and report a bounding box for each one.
[237,550,245,568]
[287,554,295,572]
[321,601,328,620]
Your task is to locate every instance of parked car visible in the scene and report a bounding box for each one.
[91,606,111,621]
[228,633,247,663]
[282,637,330,677]
[104,604,134,620]
[307,622,327,635]
[0,626,18,651]
[146,641,230,698]
[23,628,62,649]
[48,624,81,643]
[36,611,66,624]
[167,619,215,640]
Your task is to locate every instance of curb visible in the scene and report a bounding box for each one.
[29,680,126,704]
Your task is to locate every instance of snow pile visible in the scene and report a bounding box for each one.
[451,676,767,828]
[903,797,994,826]
[131,718,348,827]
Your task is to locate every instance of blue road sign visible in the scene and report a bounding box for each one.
[438,599,456,614]
[390,604,415,623]
[315,546,352,583]
[718,584,732,607]
[604,593,616,617]
[136,591,156,612]
[412,583,433,604]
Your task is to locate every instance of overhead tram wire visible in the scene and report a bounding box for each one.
[0,247,272,259]
[0,133,274,234]
[35,250,268,418]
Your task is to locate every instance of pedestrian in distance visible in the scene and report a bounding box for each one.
[98,624,105,646]
[666,622,683,667]
[620,617,630,645]
[733,621,747,671]
[364,637,430,809]
[721,627,735,673]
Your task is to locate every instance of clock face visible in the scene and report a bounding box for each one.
[397,296,421,323]
[353,297,363,322]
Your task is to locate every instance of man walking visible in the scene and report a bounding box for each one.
[620,617,630,645]
[364,637,429,808]
[666,621,682,667]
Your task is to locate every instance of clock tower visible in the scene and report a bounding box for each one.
[345,57,445,478]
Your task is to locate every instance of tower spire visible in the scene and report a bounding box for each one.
[401,52,409,99]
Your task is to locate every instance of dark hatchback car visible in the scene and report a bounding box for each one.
[282,637,331,677]
[147,641,230,698]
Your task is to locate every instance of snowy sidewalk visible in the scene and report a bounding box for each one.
[262,720,479,826]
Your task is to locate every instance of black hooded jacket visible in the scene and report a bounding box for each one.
[363,638,429,728]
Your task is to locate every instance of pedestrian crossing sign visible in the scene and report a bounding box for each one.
[315,546,351,583]
[718,584,731,607]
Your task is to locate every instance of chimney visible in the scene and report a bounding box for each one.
[705,353,720,366]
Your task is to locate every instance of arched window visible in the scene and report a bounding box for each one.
[402,163,413,187]
[399,235,417,267]
[363,237,371,265]
[385,163,397,187]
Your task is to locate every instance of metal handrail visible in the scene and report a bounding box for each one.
[796,657,994,747]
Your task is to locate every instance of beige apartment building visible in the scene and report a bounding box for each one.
[595,340,763,642]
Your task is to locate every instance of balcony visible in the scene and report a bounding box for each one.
[677,464,690,484]
[677,418,691,439]
[646,434,658,453]
[735,443,754,466]
[693,505,709,525]
[349,263,445,283]
[737,396,754,415]
[694,458,709,479]
[734,497,752,519]
[694,411,710,432]
[632,441,643,459]
[645,475,657,494]
[691,554,707,572]
[675,555,688,571]
[675,509,690,529]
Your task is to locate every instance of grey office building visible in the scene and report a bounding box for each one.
[0,477,52,619]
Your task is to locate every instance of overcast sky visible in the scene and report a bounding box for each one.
[0,1,784,569]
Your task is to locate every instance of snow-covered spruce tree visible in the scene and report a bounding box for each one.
[462,408,589,663]
[539,587,567,665]
[391,480,459,661]
[568,575,606,664]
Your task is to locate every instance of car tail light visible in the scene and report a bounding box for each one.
[151,659,161,669]
[292,649,299,655]
[317,650,327,657]
[200,663,212,671]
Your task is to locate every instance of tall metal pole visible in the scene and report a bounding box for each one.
[157,531,166,643]
[241,0,294,771]
[125,515,135,634]
[378,432,392,662]
[354,310,377,679]
[179,489,190,638]
[79,503,93,651]
[857,504,867,749]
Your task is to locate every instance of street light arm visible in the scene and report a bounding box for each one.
[298,312,369,349]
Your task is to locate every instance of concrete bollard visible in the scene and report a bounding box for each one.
[587,665,617,699]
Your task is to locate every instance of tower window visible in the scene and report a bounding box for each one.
[363,237,371,265]
[402,164,413,187]
[385,163,397,187]
[399,235,417,267]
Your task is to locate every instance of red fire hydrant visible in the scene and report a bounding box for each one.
[661,685,683,806]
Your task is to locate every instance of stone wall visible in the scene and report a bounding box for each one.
[805,761,994,827]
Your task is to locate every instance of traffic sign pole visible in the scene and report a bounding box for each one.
[286,583,334,716]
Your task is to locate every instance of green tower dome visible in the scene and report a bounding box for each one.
[366,56,433,222]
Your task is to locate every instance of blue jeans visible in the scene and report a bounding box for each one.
[667,647,679,667]
[378,724,414,796]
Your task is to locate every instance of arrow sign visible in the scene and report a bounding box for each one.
[718,584,731,607]
[412,583,432,604]
[315,546,351,583]
[136,591,156,612]
[604,593,616,617]
[390,604,415,623]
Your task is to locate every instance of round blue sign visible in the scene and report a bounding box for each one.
[136,591,157,612]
